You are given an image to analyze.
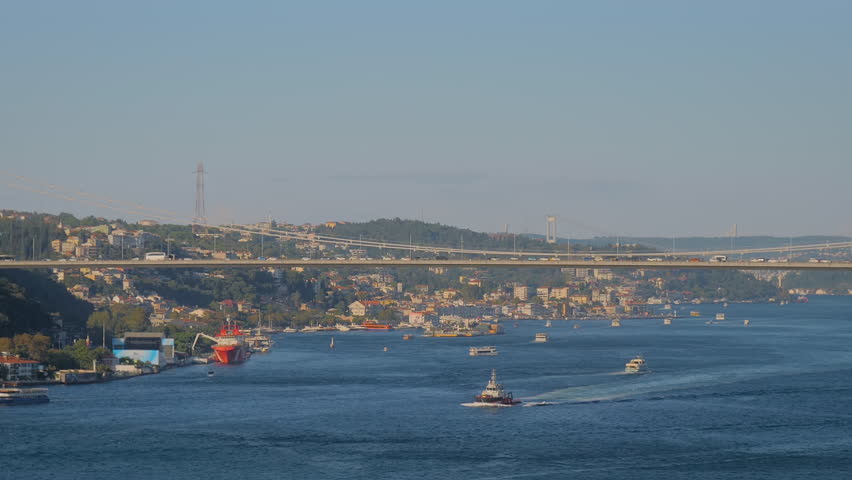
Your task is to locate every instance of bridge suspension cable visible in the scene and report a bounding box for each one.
[4,170,851,259]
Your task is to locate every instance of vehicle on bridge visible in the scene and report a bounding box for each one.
[710,255,727,262]
[144,252,168,261]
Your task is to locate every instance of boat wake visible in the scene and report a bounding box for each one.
[529,363,845,405]
[460,402,515,408]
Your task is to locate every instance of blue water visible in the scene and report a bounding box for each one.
[3,297,852,479]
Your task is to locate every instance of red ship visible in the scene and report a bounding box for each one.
[212,320,249,364]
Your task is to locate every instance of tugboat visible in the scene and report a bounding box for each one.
[212,319,249,364]
[465,370,521,407]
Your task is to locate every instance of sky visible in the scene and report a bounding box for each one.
[1,1,851,238]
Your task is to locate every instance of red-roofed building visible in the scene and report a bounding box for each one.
[0,355,44,381]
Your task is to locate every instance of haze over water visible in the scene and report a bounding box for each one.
[3,297,852,479]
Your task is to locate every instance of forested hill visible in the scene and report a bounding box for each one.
[315,218,564,253]
[0,270,93,338]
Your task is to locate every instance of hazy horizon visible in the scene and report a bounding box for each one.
[2,1,851,238]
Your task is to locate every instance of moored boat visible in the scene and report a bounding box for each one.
[212,320,249,364]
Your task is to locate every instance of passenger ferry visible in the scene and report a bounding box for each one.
[469,346,498,356]
[624,356,647,373]
[534,333,549,343]
[0,388,49,406]
[715,313,726,321]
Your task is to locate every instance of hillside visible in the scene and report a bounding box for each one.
[0,269,94,337]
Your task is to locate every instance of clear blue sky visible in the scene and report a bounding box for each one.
[1,1,850,237]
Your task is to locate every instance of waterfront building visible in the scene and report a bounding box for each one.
[0,355,44,381]
[112,332,175,368]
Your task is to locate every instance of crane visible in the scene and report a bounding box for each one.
[190,332,219,354]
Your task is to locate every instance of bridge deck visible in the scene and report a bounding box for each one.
[0,259,848,270]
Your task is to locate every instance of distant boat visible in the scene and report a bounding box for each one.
[690,311,701,317]
[330,337,335,349]
[663,318,672,326]
[469,346,498,356]
[716,313,726,321]
[534,333,549,343]
[383,346,389,352]
[611,319,621,327]
[624,356,647,374]
[402,334,413,340]
[207,370,214,377]
[744,319,750,326]
[545,320,552,328]
[573,323,580,329]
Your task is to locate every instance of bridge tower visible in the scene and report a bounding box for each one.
[546,216,557,244]
[193,162,207,233]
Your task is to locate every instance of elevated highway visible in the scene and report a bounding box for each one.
[1,259,850,271]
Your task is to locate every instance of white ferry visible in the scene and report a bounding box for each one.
[624,356,647,373]
[0,388,49,406]
[469,346,498,356]
[534,333,549,343]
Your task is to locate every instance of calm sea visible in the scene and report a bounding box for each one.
[3,297,852,479]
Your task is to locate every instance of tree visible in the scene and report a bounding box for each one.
[0,336,13,353]
[45,349,76,370]
[12,333,51,361]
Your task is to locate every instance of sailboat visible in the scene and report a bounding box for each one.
[329,337,335,349]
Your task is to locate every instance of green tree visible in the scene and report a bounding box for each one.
[0,336,13,353]
[45,349,77,370]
